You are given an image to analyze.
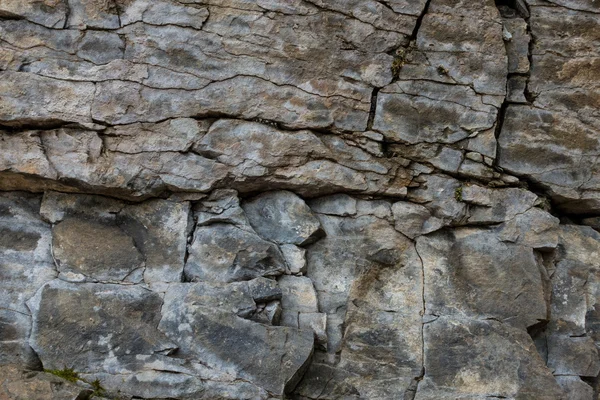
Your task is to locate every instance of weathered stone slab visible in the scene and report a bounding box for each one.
[0,0,68,28]
[416,317,566,399]
[417,228,548,330]
[243,191,323,246]
[41,192,190,283]
[0,193,56,368]
[185,223,286,283]
[159,282,314,396]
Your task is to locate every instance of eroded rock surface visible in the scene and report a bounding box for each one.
[0,0,599,399]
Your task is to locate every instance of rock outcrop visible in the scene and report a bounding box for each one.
[0,0,599,399]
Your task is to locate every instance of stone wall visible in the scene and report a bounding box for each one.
[0,0,599,399]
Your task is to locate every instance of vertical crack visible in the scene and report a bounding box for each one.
[409,0,433,42]
[389,0,432,82]
[404,242,427,400]
[366,88,379,131]
[493,0,532,168]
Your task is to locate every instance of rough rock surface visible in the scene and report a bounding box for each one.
[0,0,599,399]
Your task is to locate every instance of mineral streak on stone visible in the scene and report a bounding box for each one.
[0,0,599,399]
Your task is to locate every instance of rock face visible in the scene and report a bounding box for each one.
[0,0,599,399]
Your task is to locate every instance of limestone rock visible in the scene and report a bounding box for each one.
[52,217,144,283]
[0,193,56,369]
[159,282,314,397]
[0,0,68,28]
[1,0,600,398]
[242,191,323,246]
[416,317,566,400]
[417,228,548,330]
[391,201,444,238]
[41,192,190,283]
[185,223,286,283]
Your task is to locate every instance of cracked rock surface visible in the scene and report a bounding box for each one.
[0,0,599,399]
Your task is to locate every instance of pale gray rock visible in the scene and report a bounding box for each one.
[503,17,531,74]
[280,244,307,275]
[185,223,286,283]
[0,193,56,369]
[120,0,209,30]
[194,189,251,228]
[507,75,529,103]
[417,228,548,330]
[391,201,444,238]
[159,282,314,397]
[1,0,600,398]
[550,226,600,336]
[300,205,424,398]
[497,3,600,214]
[40,192,191,283]
[496,207,560,250]
[52,217,144,283]
[67,0,120,29]
[26,280,214,399]
[0,0,68,28]
[416,317,566,400]
[278,276,319,314]
[308,194,357,217]
[0,72,95,128]
[554,376,595,400]
[252,300,282,326]
[374,81,498,145]
[407,174,467,223]
[242,191,323,246]
[299,313,327,348]
[547,335,600,377]
[103,118,209,154]
[462,185,539,224]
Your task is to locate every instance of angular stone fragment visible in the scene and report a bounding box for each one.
[498,105,600,213]
[416,317,565,400]
[0,72,95,128]
[67,0,120,29]
[374,81,498,145]
[103,118,209,154]
[52,218,143,283]
[417,228,548,330]
[41,192,190,283]
[278,276,319,314]
[28,280,177,371]
[503,17,531,74]
[299,313,327,348]
[461,185,539,224]
[496,207,560,250]
[554,376,595,400]
[185,223,286,283]
[0,0,68,28]
[0,193,56,368]
[159,282,314,396]
[297,203,424,398]
[308,194,357,217]
[550,226,600,336]
[407,174,467,223]
[242,191,323,246]
[280,244,307,275]
[547,335,600,377]
[120,0,209,29]
[391,201,444,239]
[194,189,250,228]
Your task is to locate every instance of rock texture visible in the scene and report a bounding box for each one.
[0,0,599,399]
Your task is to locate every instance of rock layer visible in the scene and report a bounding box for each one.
[0,0,599,399]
